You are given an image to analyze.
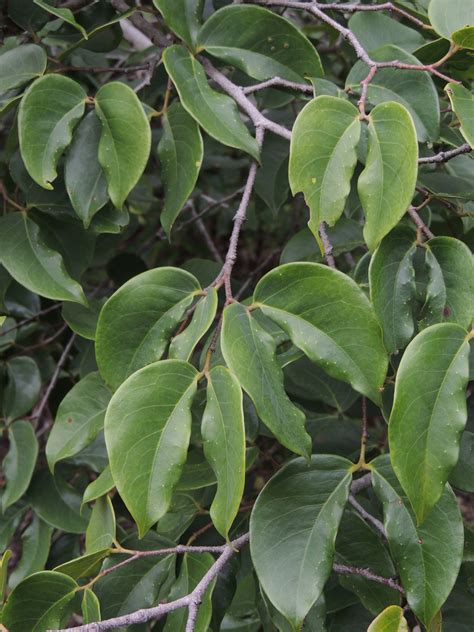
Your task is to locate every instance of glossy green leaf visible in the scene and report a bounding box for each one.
[372,456,464,626]
[368,605,409,632]
[169,288,217,361]
[162,45,259,160]
[289,96,360,237]
[349,11,425,53]
[445,83,474,148]
[105,359,198,536]
[18,74,86,189]
[0,212,86,304]
[2,420,38,511]
[358,102,418,251]
[0,44,47,94]
[346,46,440,142]
[61,298,102,341]
[153,0,203,47]
[158,101,203,237]
[3,356,41,420]
[95,81,151,208]
[197,5,322,82]
[250,455,353,630]
[65,111,109,227]
[369,226,417,353]
[2,571,77,632]
[54,549,110,580]
[202,366,245,539]
[163,553,216,632]
[389,323,470,523]
[82,466,115,506]
[86,496,115,554]
[46,372,111,471]
[82,589,101,625]
[221,302,311,457]
[8,516,52,589]
[96,267,201,389]
[428,0,474,41]
[425,236,474,328]
[33,0,88,38]
[449,430,474,491]
[254,263,388,404]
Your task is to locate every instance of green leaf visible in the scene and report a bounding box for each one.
[0,44,47,94]
[449,430,474,491]
[372,455,464,626]
[445,83,474,148]
[96,267,201,389]
[8,516,52,589]
[425,236,474,328]
[221,302,311,457]
[2,420,38,511]
[202,366,245,539]
[95,81,151,208]
[3,356,41,420]
[250,455,353,630]
[85,496,115,554]
[54,549,110,580]
[288,96,360,236]
[2,571,77,632]
[61,298,102,341]
[65,111,109,228]
[389,323,470,523]
[254,134,290,214]
[369,226,417,353]
[82,466,115,506]
[18,74,86,189]
[254,263,388,404]
[162,45,260,160]
[428,0,474,42]
[158,101,203,237]
[452,26,474,49]
[197,5,322,82]
[163,553,216,632]
[368,605,409,632]
[46,372,111,471]
[33,0,88,38]
[348,11,425,53]
[153,0,203,47]
[1,549,12,604]
[169,288,217,361]
[82,589,101,625]
[346,46,440,142]
[418,247,446,330]
[105,359,198,536]
[0,212,86,304]
[358,102,418,250]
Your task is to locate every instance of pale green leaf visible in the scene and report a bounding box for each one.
[445,83,474,148]
[18,74,86,189]
[358,102,418,250]
[289,96,360,236]
[389,323,470,523]
[169,288,217,361]
[65,111,109,227]
[452,26,474,49]
[250,455,353,630]
[372,455,464,627]
[86,496,115,554]
[221,302,311,457]
[3,356,41,420]
[96,267,201,389]
[158,101,203,236]
[202,366,245,539]
[46,372,111,471]
[33,0,88,38]
[0,44,47,94]
[162,45,260,160]
[197,5,323,82]
[349,11,425,53]
[369,226,417,353]
[368,605,409,632]
[254,263,388,404]
[95,81,151,208]
[82,589,101,625]
[428,0,474,41]
[2,420,38,511]
[153,0,203,47]
[0,214,86,304]
[54,549,110,580]
[105,359,198,536]
[2,571,77,632]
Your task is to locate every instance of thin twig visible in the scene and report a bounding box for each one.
[0,304,61,337]
[318,221,336,269]
[191,207,224,264]
[407,206,434,240]
[333,563,405,594]
[242,76,313,94]
[418,143,472,164]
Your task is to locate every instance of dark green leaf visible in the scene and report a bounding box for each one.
[85,496,115,554]
[2,420,38,511]
[0,44,47,94]
[8,516,52,589]
[54,549,110,580]
[61,298,102,341]
[169,288,217,361]
[33,0,88,38]
[449,431,474,492]
[3,356,41,420]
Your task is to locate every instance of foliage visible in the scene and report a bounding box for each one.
[0,1,473,631]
